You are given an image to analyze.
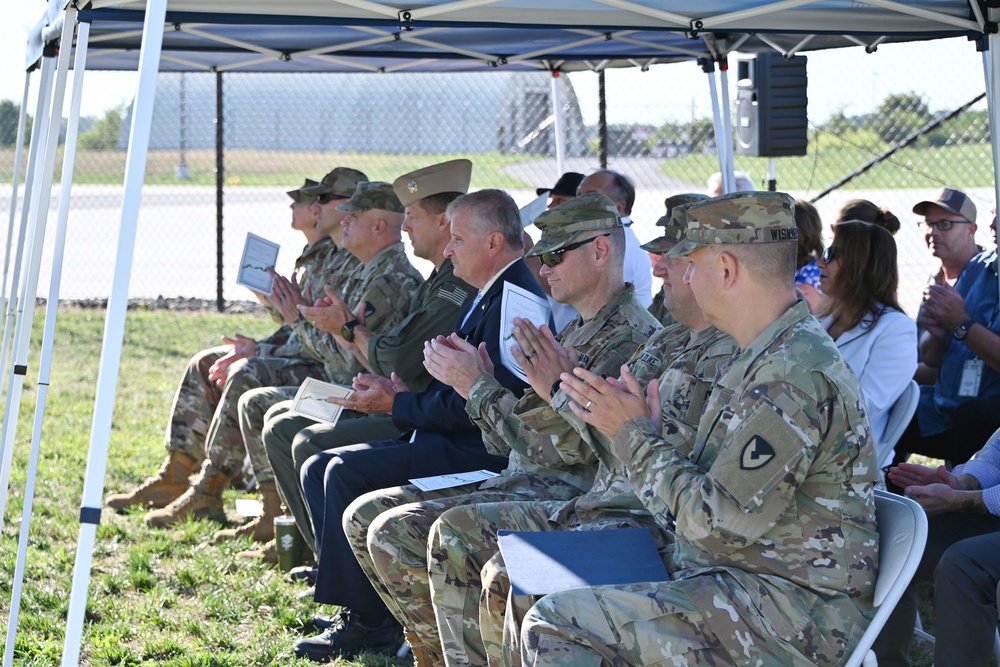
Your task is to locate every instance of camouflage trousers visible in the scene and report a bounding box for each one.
[165,345,229,462]
[346,484,527,659]
[520,572,848,667]
[237,386,299,484]
[428,500,564,667]
[202,355,323,478]
[431,502,674,667]
[263,405,400,555]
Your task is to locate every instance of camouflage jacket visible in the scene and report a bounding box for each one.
[256,238,359,359]
[465,284,661,499]
[367,258,473,391]
[610,300,878,606]
[292,242,423,384]
[260,236,335,328]
[554,325,736,523]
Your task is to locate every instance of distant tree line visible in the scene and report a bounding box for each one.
[637,91,989,158]
[0,100,126,150]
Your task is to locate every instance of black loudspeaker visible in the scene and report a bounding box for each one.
[735,54,808,157]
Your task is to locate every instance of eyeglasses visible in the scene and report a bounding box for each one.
[538,234,610,268]
[316,193,347,205]
[821,246,837,263]
[922,219,970,231]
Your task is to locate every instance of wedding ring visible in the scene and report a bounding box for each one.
[585,400,592,410]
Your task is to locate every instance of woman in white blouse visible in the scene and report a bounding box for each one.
[816,220,918,469]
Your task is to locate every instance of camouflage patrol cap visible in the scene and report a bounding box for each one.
[667,191,797,258]
[642,193,711,254]
[287,178,319,203]
[393,159,472,208]
[301,167,369,199]
[526,193,622,257]
[336,181,405,214]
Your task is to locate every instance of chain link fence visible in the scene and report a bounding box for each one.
[0,37,994,315]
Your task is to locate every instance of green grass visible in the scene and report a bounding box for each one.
[0,308,410,666]
[660,142,995,192]
[0,149,543,190]
[0,307,960,666]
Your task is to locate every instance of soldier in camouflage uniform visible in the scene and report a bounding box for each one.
[426,203,736,667]
[144,178,423,530]
[646,193,709,327]
[516,191,878,666]
[104,173,358,514]
[233,161,477,553]
[342,194,659,665]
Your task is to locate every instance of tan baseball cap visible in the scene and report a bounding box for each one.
[667,191,797,258]
[393,159,473,208]
[913,186,977,224]
[336,181,405,214]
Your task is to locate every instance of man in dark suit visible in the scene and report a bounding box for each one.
[293,189,551,662]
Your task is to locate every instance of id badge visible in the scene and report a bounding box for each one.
[958,358,984,397]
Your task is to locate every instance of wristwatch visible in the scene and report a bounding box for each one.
[341,319,360,343]
[953,319,975,340]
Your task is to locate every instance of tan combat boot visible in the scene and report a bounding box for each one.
[212,481,282,543]
[106,451,200,511]
[144,461,229,527]
[237,538,278,564]
[405,631,444,667]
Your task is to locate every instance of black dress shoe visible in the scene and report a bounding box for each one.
[311,614,338,630]
[287,565,318,586]
[293,610,402,662]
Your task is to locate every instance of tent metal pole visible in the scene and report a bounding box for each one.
[702,60,730,192]
[549,70,566,174]
[3,18,88,665]
[61,2,168,664]
[0,52,56,528]
[598,69,608,169]
[0,6,75,534]
[1,76,32,353]
[718,58,735,194]
[984,40,999,218]
[216,70,224,313]
[986,34,1000,299]
[550,72,567,177]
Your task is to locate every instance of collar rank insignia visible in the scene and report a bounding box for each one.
[740,435,775,470]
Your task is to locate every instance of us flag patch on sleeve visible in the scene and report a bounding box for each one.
[438,283,471,307]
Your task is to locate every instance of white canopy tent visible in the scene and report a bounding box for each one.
[7,1,999,664]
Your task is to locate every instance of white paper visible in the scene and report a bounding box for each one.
[519,192,549,229]
[408,469,500,492]
[500,281,553,382]
[235,499,263,517]
[237,232,281,295]
[289,377,355,426]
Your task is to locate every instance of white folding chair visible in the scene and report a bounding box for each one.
[879,379,920,467]
[844,489,928,667]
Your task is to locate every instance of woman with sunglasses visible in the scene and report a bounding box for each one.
[816,220,918,470]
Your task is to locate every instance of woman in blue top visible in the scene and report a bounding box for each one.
[816,220,918,468]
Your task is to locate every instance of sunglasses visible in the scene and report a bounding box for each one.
[922,219,970,231]
[316,193,348,204]
[821,246,837,263]
[538,234,610,268]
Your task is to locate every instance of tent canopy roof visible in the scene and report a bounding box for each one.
[28,0,990,74]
